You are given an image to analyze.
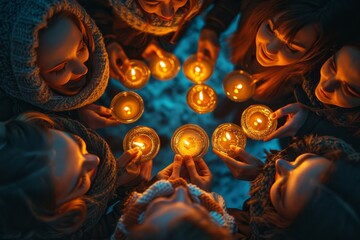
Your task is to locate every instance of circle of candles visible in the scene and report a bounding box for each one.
[183,54,214,84]
[110,91,144,124]
[149,52,180,80]
[223,70,255,102]
[241,104,278,140]
[123,126,160,162]
[212,123,246,155]
[186,84,217,114]
[171,124,209,159]
[120,60,151,89]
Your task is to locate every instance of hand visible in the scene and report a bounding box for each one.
[197,29,220,62]
[213,146,264,181]
[106,42,130,81]
[183,156,212,191]
[142,41,165,60]
[77,104,121,129]
[263,103,309,141]
[157,154,183,180]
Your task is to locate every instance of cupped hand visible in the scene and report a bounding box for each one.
[77,104,121,129]
[106,42,130,81]
[213,146,264,181]
[157,154,184,180]
[197,29,220,62]
[183,156,212,191]
[263,103,308,141]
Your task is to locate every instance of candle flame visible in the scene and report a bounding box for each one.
[184,140,190,146]
[236,84,243,89]
[199,91,204,101]
[124,106,131,115]
[253,118,262,126]
[225,132,231,140]
[194,66,202,76]
[159,61,166,68]
[131,68,136,76]
[133,141,145,149]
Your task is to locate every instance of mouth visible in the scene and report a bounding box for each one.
[157,15,173,21]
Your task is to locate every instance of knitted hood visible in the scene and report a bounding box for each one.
[248,135,360,239]
[0,0,109,111]
[108,0,203,35]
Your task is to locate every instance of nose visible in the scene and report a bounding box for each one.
[172,186,192,204]
[160,3,174,20]
[266,38,282,55]
[84,153,100,172]
[275,159,294,177]
[321,78,341,92]
[71,59,88,77]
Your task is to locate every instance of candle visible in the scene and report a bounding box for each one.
[149,52,180,80]
[223,70,255,102]
[212,123,246,155]
[183,54,214,84]
[171,124,209,159]
[241,104,277,140]
[186,84,217,114]
[110,91,144,124]
[121,60,150,89]
[123,126,160,162]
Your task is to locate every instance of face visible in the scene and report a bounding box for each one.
[315,46,360,108]
[137,0,188,21]
[49,129,99,206]
[143,186,209,228]
[37,16,89,96]
[255,17,318,67]
[270,153,331,220]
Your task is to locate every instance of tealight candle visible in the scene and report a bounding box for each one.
[241,104,277,140]
[186,84,217,114]
[123,126,160,162]
[110,91,144,124]
[120,60,150,89]
[212,123,246,155]
[183,54,214,84]
[171,124,209,159]
[223,70,255,102]
[149,52,180,80]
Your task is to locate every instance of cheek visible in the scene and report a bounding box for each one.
[42,72,72,87]
[278,51,303,66]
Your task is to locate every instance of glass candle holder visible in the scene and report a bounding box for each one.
[123,126,160,162]
[149,52,180,80]
[110,91,144,124]
[120,60,151,89]
[223,70,255,102]
[212,123,246,155]
[171,124,209,159]
[186,84,217,114]
[241,104,277,140]
[183,54,213,84]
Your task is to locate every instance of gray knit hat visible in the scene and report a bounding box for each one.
[108,0,203,35]
[0,0,109,111]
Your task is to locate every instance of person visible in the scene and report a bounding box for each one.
[0,112,152,239]
[265,43,360,151]
[229,0,360,102]
[112,135,360,240]
[78,0,215,82]
[0,0,119,129]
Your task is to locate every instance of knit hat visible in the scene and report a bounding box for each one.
[248,135,360,239]
[0,0,109,111]
[112,178,236,240]
[107,0,203,35]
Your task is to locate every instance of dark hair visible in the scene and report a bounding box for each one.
[230,0,360,100]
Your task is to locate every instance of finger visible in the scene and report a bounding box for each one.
[195,158,211,176]
[271,103,301,120]
[140,160,152,181]
[89,104,113,116]
[170,154,183,179]
[263,121,295,141]
[213,148,247,168]
[183,155,200,180]
[230,146,264,167]
[117,148,140,167]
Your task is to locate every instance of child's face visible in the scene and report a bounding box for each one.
[255,18,317,67]
[37,17,89,96]
[270,153,331,220]
[315,46,360,108]
[49,129,99,206]
[137,0,188,21]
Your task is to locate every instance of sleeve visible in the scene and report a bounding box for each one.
[203,0,242,37]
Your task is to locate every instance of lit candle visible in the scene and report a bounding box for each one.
[186,84,217,114]
[121,60,150,89]
[183,54,213,84]
[149,52,180,80]
[171,124,209,159]
[110,91,144,124]
[123,126,160,162]
[212,123,246,155]
[241,104,277,140]
[223,70,255,102]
